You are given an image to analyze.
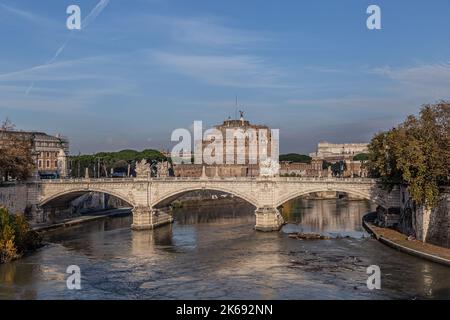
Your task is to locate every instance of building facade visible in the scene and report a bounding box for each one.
[309,141,368,162]
[174,114,276,177]
[279,159,323,177]
[0,130,69,178]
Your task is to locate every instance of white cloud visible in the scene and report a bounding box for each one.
[0,2,54,26]
[0,54,139,112]
[167,17,269,47]
[151,51,286,88]
[373,63,450,84]
[285,97,392,108]
[125,14,270,48]
[371,62,450,99]
[0,56,110,82]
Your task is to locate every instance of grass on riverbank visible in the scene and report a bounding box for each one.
[0,207,42,263]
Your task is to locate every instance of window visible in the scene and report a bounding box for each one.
[55,160,58,168]
[46,160,50,168]
[46,152,50,157]
[38,160,42,168]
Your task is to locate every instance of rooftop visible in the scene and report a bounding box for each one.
[0,130,68,142]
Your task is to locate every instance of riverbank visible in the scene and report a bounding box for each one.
[0,207,42,264]
[363,212,450,267]
[31,208,132,232]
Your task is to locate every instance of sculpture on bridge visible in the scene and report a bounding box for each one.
[259,158,280,177]
[135,159,151,178]
[156,161,171,177]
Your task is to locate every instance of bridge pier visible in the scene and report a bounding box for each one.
[30,205,44,224]
[254,206,284,232]
[131,206,173,230]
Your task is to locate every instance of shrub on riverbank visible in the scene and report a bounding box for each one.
[0,207,42,263]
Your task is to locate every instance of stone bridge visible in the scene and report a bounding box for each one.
[29,176,400,231]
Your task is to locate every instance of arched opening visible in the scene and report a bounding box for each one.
[153,188,257,227]
[277,190,380,238]
[39,190,133,224]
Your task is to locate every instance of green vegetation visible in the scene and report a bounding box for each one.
[70,149,167,178]
[279,153,311,163]
[0,207,42,263]
[322,160,332,169]
[331,160,347,177]
[353,153,369,161]
[367,102,450,207]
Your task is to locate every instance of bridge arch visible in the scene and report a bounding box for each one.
[153,186,258,208]
[39,187,136,208]
[275,187,387,209]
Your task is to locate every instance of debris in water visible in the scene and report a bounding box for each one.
[288,233,331,240]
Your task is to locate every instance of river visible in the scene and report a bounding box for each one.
[0,198,449,299]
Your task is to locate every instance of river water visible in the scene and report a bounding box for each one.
[0,198,449,300]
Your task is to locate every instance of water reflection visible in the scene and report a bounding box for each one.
[173,202,256,225]
[281,198,377,237]
[0,199,449,299]
[132,225,175,256]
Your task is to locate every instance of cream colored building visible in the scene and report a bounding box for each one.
[309,141,368,161]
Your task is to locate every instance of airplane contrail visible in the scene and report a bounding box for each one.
[82,0,110,29]
[24,0,110,95]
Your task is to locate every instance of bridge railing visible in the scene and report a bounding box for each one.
[37,176,377,184]
[275,176,376,183]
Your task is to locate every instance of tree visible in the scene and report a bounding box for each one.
[279,153,312,163]
[353,153,369,161]
[331,160,346,177]
[1,118,15,131]
[69,149,167,178]
[367,102,450,207]
[322,160,332,169]
[0,119,35,181]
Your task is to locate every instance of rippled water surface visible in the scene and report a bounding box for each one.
[1,199,449,299]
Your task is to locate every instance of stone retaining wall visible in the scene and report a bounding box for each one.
[395,187,450,248]
[0,183,29,215]
[425,192,450,248]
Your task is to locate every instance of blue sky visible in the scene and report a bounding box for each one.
[1,0,450,154]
